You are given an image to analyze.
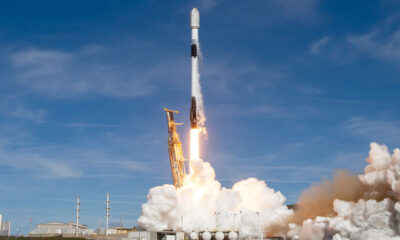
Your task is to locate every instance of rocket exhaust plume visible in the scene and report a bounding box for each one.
[190,128,200,161]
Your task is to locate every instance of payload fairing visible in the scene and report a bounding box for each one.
[190,8,200,129]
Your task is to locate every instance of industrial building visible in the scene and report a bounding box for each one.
[109,227,137,235]
[124,231,240,240]
[0,222,10,236]
[0,214,11,236]
[29,221,93,236]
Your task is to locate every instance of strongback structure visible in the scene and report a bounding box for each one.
[164,109,186,189]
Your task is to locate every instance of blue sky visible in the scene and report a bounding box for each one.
[1,0,400,234]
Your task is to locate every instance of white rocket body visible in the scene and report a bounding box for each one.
[190,8,200,129]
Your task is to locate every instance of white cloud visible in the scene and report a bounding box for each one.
[310,36,330,54]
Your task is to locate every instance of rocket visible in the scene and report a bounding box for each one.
[190,8,200,129]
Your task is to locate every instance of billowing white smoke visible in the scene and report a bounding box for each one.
[359,142,400,194]
[138,158,292,234]
[288,142,400,240]
[288,198,400,239]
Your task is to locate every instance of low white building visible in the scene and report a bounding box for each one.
[0,214,11,236]
[29,222,92,236]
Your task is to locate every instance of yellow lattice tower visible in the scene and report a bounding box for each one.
[164,108,186,189]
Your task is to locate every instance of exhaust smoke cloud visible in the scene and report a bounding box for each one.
[138,142,400,239]
[286,142,400,239]
[138,158,292,234]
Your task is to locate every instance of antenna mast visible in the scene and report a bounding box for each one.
[76,196,80,236]
[105,193,111,235]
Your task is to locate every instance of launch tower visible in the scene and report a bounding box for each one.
[164,108,186,188]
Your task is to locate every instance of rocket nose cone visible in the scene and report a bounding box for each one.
[191,8,200,29]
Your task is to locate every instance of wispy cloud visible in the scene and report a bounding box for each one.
[229,165,332,171]
[346,13,400,62]
[0,146,81,178]
[7,104,47,123]
[342,116,400,144]
[0,118,164,178]
[311,98,400,106]
[6,43,186,99]
[199,0,219,10]
[53,122,122,128]
[218,177,316,184]
[203,59,287,97]
[10,48,72,78]
[196,0,319,20]
[0,96,47,123]
[269,0,319,19]
[295,84,322,95]
[347,30,400,60]
[331,151,366,172]
[209,103,293,119]
[310,36,330,54]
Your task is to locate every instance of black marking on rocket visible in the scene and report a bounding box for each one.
[190,96,198,128]
[191,44,197,57]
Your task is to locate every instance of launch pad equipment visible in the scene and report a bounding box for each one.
[164,108,186,189]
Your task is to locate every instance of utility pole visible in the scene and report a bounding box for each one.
[98,219,102,233]
[120,214,123,227]
[105,193,111,235]
[76,196,80,236]
[29,218,33,231]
